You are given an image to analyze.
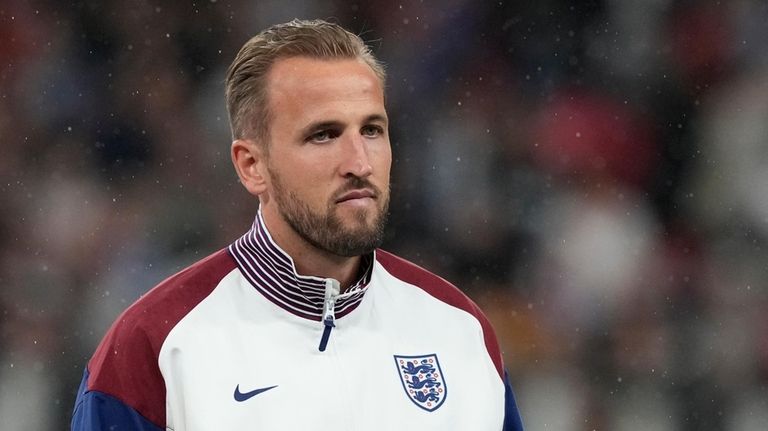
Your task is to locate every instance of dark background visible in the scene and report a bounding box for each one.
[2,1,768,429]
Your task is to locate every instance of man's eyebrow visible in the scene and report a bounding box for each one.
[300,121,342,137]
[364,114,388,125]
[299,114,389,136]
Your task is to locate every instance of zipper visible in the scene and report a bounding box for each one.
[318,278,340,352]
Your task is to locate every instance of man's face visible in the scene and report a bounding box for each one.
[261,56,391,257]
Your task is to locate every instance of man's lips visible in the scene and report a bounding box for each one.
[335,189,376,203]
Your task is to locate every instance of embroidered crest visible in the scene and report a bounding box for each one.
[393,354,447,411]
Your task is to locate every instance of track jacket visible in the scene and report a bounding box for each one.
[72,211,524,430]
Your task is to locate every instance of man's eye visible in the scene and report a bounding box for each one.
[361,125,383,137]
[308,130,335,143]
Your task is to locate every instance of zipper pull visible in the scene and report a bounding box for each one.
[319,279,340,352]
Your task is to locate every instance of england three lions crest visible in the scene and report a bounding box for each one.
[393,354,447,412]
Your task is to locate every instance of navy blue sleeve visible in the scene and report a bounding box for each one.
[503,369,524,431]
[71,368,163,431]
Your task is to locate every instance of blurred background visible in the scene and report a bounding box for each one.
[2,0,768,429]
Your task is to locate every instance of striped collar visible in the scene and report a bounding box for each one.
[228,210,373,321]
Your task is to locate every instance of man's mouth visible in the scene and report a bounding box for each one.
[335,189,377,204]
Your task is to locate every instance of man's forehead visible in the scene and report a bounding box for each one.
[266,56,383,97]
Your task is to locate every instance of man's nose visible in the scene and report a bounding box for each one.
[339,133,373,178]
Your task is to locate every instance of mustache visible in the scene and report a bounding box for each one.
[331,177,382,201]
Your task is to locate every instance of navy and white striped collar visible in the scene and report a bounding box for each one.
[228,210,373,321]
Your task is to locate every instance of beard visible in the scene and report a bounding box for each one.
[268,167,389,257]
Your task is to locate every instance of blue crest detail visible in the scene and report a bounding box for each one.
[393,354,447,412]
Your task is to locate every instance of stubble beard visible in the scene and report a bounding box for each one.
[269,168,389,257]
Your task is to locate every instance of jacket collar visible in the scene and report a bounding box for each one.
[228,209,373,321]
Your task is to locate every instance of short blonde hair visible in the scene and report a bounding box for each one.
[225,19,386,145]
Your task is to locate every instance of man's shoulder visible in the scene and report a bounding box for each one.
[375,248,480,316]
[89,248,237,370]
[123,248,235,316]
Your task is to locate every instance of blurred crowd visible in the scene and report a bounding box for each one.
[2,0,768,429]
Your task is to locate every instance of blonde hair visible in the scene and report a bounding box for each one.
[225,19,386,144]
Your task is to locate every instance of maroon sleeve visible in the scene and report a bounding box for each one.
[85,249,236,426]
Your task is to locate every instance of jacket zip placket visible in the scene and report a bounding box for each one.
[319,278,341,352]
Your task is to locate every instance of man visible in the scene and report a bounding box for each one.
[72,19,524,430]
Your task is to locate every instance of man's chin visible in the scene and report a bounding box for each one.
[332,230,383,257]
[334,206,377,224]
[332,214,386,253]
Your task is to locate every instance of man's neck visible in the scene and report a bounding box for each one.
[260,208,362,291]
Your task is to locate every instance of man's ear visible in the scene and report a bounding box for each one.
[231,139,268,196]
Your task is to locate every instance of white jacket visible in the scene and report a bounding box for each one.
[72,212,524,430]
